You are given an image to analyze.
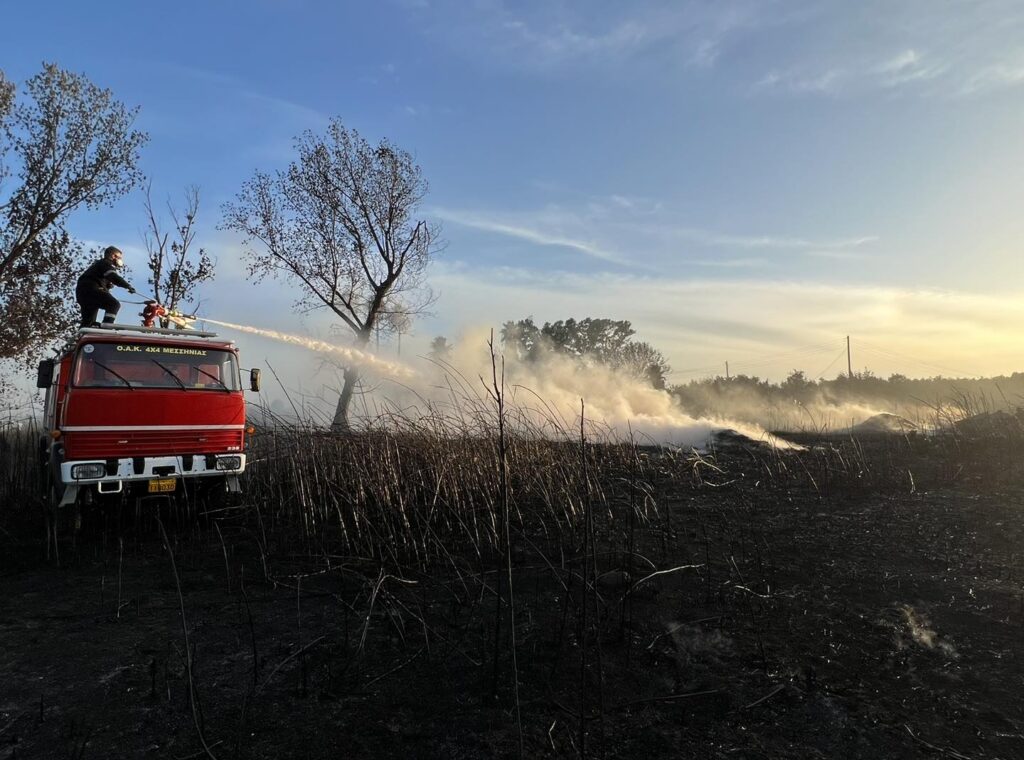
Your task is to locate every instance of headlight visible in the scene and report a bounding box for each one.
[71,463,106,479]
[215,456,242,471]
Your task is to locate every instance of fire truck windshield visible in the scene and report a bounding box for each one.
[74,342,241,391]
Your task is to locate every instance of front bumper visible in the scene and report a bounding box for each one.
[56,454,245,506]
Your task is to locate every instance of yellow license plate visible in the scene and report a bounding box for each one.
[148,478,177,493]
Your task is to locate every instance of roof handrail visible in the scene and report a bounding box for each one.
[78,324,221,339]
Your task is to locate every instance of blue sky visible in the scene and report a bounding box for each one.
[6,0,1024,387]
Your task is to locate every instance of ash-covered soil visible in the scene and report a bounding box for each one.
[2,436,1024,759]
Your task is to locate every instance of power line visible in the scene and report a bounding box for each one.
[672,364,731,376]
[853,339,974,378]
[672,340,845,379]
[727,345,842,373]
[730,340,844,362]
[813,348,848,381]
[670,334,990,383]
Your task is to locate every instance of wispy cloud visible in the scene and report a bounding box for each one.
[959,60,1024,96]
[161,63,329,127]
[752,2,1024,99]
[756,50,950,97]
[400,102,452,118]
[501,18,651,63]
[808,248,868,262]
[804,249,871,261]
[405,0,763,73]
[756,68,844,95]
[433,207,626,264]
[662,226,877,251]
[691,257,767,268]
[875,49,947,88]
[401,0,1024,101]
[434,199,877,270]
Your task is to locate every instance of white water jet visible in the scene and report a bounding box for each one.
[200,318,417,380]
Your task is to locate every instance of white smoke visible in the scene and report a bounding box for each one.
[206,319,799,449]
[398,328,799,449]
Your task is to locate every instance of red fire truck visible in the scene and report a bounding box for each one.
[37,324,260,514]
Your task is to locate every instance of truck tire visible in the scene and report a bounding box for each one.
[199,476,231,513]
[45,483,80,563]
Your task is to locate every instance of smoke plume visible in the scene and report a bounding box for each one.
[209,320,802,448]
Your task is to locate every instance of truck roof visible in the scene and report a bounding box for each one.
[57,324,236,358]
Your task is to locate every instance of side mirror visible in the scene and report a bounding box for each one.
[249,368,261,393]
[36,360,55,389]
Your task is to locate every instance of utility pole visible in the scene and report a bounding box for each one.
[846,335,853,379]
[725,361,730,380]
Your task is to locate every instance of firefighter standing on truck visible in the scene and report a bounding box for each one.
[76,245,137,327]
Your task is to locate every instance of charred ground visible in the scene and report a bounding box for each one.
[2,425,1024,759]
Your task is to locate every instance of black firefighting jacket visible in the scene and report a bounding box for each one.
[76,258,132,292]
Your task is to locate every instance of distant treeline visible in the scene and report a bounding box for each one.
[670,370,1024,430]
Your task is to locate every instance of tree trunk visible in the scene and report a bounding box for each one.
[331,366,360,433]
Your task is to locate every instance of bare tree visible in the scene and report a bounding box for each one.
[143,184,214,324]
[0,63,147,360]
[0,72,14,188]
[222,119,439,430]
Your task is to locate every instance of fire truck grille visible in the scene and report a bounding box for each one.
[65,429,244,459]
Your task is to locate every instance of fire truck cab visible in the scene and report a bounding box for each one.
[37,324,260,510]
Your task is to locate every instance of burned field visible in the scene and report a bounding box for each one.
[2,424,1024,759]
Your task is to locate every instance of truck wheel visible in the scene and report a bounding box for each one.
[200,477,230,513]
[45,486,80,563]
[43,484,58,561]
